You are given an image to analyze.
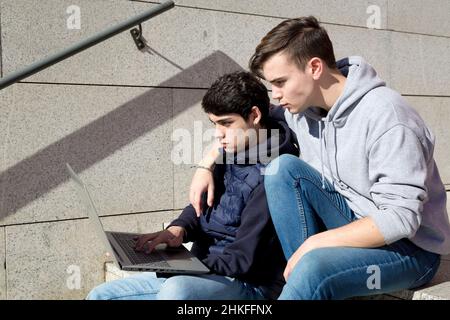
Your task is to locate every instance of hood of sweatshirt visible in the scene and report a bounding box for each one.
[304,56,386,188]
[305,56,386,124]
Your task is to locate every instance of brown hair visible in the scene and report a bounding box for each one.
[249,16,336,78]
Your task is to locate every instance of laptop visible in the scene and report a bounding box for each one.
[66,163,210,274]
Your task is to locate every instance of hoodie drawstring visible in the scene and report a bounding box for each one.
[318,121,326,189]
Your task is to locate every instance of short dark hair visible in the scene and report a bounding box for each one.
[249,16,336,78]
[202,71,270,126]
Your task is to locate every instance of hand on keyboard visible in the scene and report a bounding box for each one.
[134,226,185,254]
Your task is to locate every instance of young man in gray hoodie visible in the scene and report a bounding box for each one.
[190,16,450,299]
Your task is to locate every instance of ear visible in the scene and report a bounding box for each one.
[308,57,323,80]
[249,106,262,126]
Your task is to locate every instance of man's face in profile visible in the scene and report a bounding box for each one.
[263,52,316,114]
[208,112,259,154]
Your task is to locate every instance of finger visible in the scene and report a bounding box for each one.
[193,197,202,218]
[190,190,199,216]
[283,266,290,281]
[135,233,157,251]
[146,236,165,254]
[135,235,150,250]
[207,184,214,207]
[189,189,195,208]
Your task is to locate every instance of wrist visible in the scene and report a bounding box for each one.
[168,225,186,237]
[193,165,213,173]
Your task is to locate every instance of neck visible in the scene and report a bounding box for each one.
[247,123,269,152]
[317,69,347,112]
[254,123,266,146]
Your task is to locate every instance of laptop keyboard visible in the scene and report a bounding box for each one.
[111,232,170,268]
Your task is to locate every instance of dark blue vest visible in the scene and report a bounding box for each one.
[199,163,264,255]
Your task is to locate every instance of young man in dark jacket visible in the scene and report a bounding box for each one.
[87,71,298,300]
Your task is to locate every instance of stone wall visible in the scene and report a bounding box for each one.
[0,0,448,299]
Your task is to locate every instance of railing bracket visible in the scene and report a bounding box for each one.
[130,24,146,51]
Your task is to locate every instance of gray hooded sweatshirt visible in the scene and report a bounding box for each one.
[283,56,450,255]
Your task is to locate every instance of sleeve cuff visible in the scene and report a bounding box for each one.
[368,208,418,245]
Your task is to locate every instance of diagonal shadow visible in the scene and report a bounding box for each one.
[0,51,243,222]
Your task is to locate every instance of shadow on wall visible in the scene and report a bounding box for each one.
[0,51,244,221]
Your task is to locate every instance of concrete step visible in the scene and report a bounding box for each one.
[387,257,450,300]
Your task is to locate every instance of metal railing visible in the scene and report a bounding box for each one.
[0,0,174,90]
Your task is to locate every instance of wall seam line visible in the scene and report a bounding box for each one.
[132,0,450,39]
[0,207,187,228]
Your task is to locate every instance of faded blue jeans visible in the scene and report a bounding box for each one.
[86,272,266,300]
[264,154,441,300]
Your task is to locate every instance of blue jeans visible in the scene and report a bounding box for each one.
[86,272,266,300]
[264,154,441,300]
